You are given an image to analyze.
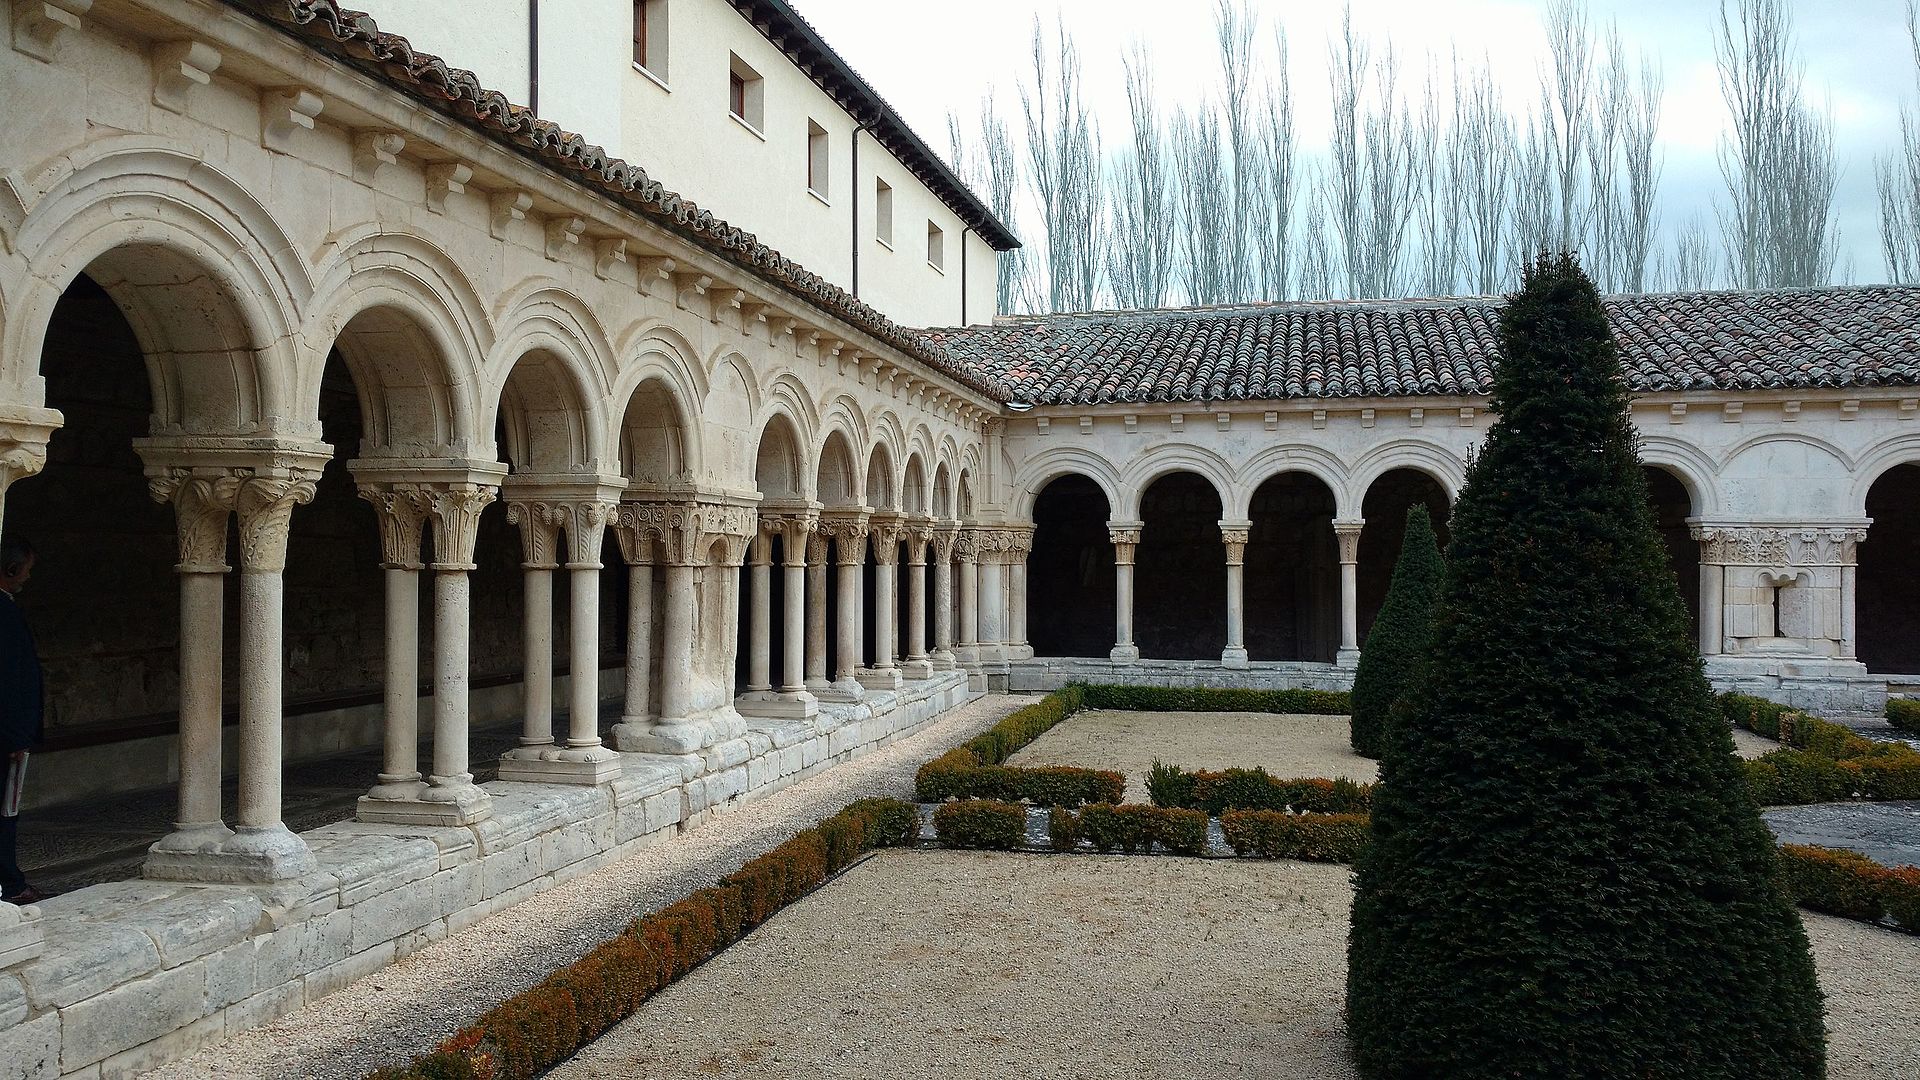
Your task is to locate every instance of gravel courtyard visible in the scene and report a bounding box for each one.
[551,848,1920,1080]
[1006,709,1376,802]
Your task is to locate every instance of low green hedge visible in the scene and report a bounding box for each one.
[933,800,1027,850]
[1777,844,1920,934]
[1722,692,1920,804]
[914,686,1123,807]
[1220,810,1371,862]
[1078,683,1351,716]
[364,797,919,1080]
[1147,762,1374,816]
[1889,698,1920,734]
[1048,803,1208,855]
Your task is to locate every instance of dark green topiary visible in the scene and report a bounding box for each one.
[1346,254,1825,1079]
[1348,504,1445,759]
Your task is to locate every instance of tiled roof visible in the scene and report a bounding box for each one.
[224,0,1016,401]
[930,287,1920,406]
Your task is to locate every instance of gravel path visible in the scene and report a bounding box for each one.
[1007,710,1376,802]
[144,694,1035,1080]
[1731,726,1779,760]
[553,850,1920,1080]
[552,850,1359,1080]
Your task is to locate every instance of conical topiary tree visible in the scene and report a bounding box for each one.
[1346,254,1825,1079]
[1348,505,1444,759]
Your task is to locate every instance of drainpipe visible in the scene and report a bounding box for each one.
[960,225,971,325]
[528,0,539,113]
[851,122,866,297]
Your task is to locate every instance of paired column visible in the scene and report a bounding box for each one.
[901,521,933,679]
[859,515,903,691]
[1006,528,1033,661]
[930,526,958,669]
[976,531,1005,666]
[613,513,656,747]
[1334,519,1365,666]
[804,529,830,691]
[738,512,820,719]
[821,513,870,700]
[1692,524,1727,656]
[956,530,981,667]
[1221,521,1251,667]
[611,499,716,755]
[1109,522,1142,663]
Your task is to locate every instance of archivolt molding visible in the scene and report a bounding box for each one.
[1008,445,1123,520]
[1635,435,1722,518]
[1849,433,1920,514]
[755,372,821,449]
[1230,443,1351,519]
[614,321,709,404]
[485,330,612,472]
[1716,430,1858,474]
[1117,445,1237,520]
[707,350,762,424]
[490,284,617,399]
[1345,440,1464,516]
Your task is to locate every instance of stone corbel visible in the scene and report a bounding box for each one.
[352,131,405,184]
[152,39,220,114]
[710,287,746,326]
[425,162,472,214]
[543,215,586,261]
[593,237,627,280]
[11,0,89,62]
[261,87,325,154]
[489,190,533,240]
[672,271,712,313]
[633,255,676,297]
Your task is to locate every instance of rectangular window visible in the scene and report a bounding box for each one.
[875,178,893,246]
[632,0,668,79]
[807,120,829,197]
[926,221,945,271]
[728,53,763,132]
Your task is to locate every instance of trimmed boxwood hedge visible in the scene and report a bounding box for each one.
[932,800,1027,850]
[1888,698,1920,734]
[364,797,919,1080]
[1220,810,1370,862]
[1048,803,1209,855]
[1146,763,1373,816]
[914,686,1125,807]
[1077,683,1350,716]
[1777,844,1920,933]
[1724,692,1920,804]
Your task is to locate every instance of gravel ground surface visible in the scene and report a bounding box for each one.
[1731,726,1780,760]
[554,850,1920,1080]
[551,850,1359,1080]
[1006,710,1376,802]
[144,694,1035,1080]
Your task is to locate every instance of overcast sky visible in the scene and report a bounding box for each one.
[792,0,1912,285]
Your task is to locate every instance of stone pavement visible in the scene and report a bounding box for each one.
[1765,802,1920,868]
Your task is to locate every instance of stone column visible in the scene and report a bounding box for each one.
[804,529,830,691]
[506,501,564,755]
[957,530,981,667]
[780,517,817,701]
[1006,528,1033,661]
[1692,524,1726,656]
[745,528,775,694]
[1334,519,1365,666]
[977,531,1006,666]
[901,522,933,678]
[358,484,432,804]
[1221,521,1251,668]
[227,471,321,876]
[822,514,870,700]
[416,483,497,824]
[1109,522,1142,663]
[613,514,655,744]
[931,526,958,669]
[741,514,820,718]
[145,475,239,869]
[558,500,620,780]
[859,515,903,691]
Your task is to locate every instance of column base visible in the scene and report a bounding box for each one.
[931,650,956,670]
[856,667,904,691]
[145,822,315,884]
[816,678,866,703]
[357,779,492,826]
[1006,645,1035,661]
[1336,647,1361,668]
[1221,646,1249,668]
[613,710,745,754]
[735,689,820,720]
[900,658,933,680]
[496,745,622,785]
[1110,644,1140,663]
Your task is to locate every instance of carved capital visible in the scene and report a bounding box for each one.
[804,528,831,567]
[820,514,872,566]
[564,499,617,568]
[234,472,319,574]
[930,525,960,564]
[615,499,755,566]
[904,522,935,564]
[869,520,904,565]
[1220,526,1250,566]
[357,483,434,570]
[1694,524,1870,568]
[760,512,818,567]
[1333,519,1365,564]
[426,484,497,570]
[505,500,567,569]
[151,473,239,574]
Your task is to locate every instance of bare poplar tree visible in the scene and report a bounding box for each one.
[1509,114,1556,273]
[1541,0,1597,256]
[1214,0,1261,300]
[1410,65,1462,296]
[1020,16,1105,311]
[1657,214,1721,292]
[1713,0,1837,289]
[1881,3,1920,284]
[1299,171,1336,300]
[1255,28,1298,301]
[1322,5,1414,299]
[1107,45,1176,309]
[1453,60,1516,294]
[1174,105,1234,305]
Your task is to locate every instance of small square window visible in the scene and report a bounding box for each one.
[874,179,893,246]
[632,0,668,79]
[807,120,829,197]
[926,221,945,271]
[728,53,764,132]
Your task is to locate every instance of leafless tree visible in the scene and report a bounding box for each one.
[1657,214,1721,292]
[1880,1,1920,284]
[1174,104,1234,305]
[1020,16,1105,312]
[1452,60,1516,294]
[1410,65,1463,296]
[1214,0,1261,301]
[1299,170,1336,301]
[1322,6,1414,299]
[1540,0,1597,256]
[1107,45,1176,309]
[1714,0,1837,289]
[1509,113,1556,273]
[1254,27,1299,301]
[948,97,1036,314]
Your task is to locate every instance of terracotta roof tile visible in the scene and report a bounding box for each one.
[930,287,1920,406]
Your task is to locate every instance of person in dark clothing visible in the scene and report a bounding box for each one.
[0,536,43,904]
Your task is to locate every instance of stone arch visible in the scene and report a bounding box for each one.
[1642,464,1703,637]
[1117,446,1235,521]
[618,375,696,493]
[902,453,930,516]
[1849,434,1920,518]
[615,322,710,404]
[753,412,809,501]
[7,147,312,434]
[756,373,820,454]
[1718,433,1855,520]
[302,233,492,457]
[1355,467,1453,643]
[1234,444,1352,521]
[932,460,954,519]
[1345,441,1462,519]
[1637,435,1721,519]
[1009,446,1124,521]
[491,346,600,473]
[1245,469,1340,662]
[865,442,897,511]
[1136,471,1227,659]
[1028,473,1115,658]
[1861,461,1920,675]
[816,428,863,508]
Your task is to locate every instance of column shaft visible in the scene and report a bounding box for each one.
[658,564,696,721]
[933,556,955,666]
[978,557,1004,658]
[782,560,807,692]
[1339,561,1360,654]
[177,571,226,830]
[521,567,555,747]
[1114,563,1136,655]
[836,557,862,680]
[1225,564,1246,656]
[1700,563,1725,656]
[378,567,421,784]
[624,564,654,720]
[959,559,979,653]
[568,565,602,746]
[432,569,473,785]
[805,556,828,685]
[747,557,773,691]
[873,563,896,669]
[907,560,928,662]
